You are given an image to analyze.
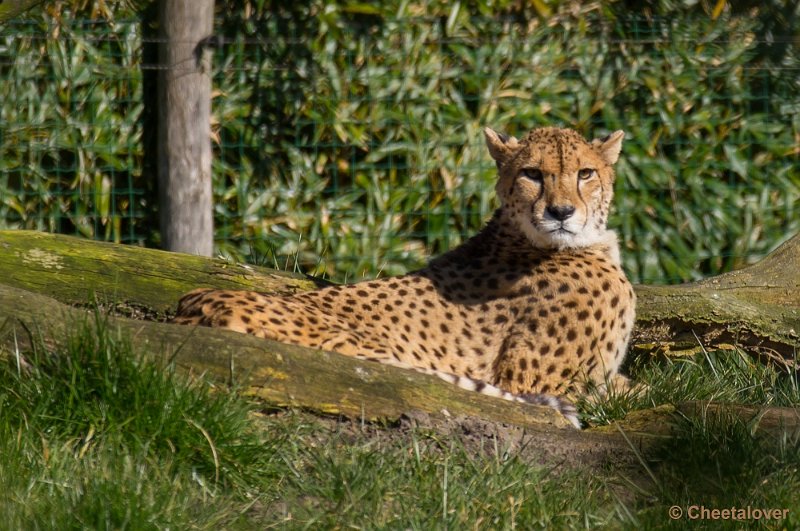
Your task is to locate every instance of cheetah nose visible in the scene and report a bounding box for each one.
[545,205,576,221]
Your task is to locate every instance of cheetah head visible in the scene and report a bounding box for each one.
[484,126,624,250]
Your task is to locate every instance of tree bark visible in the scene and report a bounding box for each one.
[157,0,215,256]
[0,229,798,430]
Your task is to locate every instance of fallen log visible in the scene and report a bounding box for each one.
[0,229,797,429]
[0,230,321,317]
[0,0,47,22]
[0,229,796,355]
[632,234,800,364]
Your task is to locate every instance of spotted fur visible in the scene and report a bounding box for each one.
[173,126,636,428]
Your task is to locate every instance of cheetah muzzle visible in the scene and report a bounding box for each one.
[173,126,637,429]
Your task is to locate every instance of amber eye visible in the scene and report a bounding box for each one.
[520,168,543,183]
[578,168,595,180]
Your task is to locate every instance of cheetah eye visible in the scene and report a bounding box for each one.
[578,168,595,180]
[520,168,543,183]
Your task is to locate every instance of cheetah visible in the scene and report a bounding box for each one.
[173,126,636,428]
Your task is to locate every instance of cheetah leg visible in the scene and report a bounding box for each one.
[574,373,648,405]
[603,373,648,398]
[485,335,581,428]
[490,335,572,396]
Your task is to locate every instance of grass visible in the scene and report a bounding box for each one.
[634,414,800,529]
[0,312,272,529]
[262,438,620,528]
[583,348,800,426]
[585,350,800,529]
[3,312,800,528]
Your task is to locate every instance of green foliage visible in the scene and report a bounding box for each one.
[211,1,800,283]
[0,9,145,243]
[2,1,799,282]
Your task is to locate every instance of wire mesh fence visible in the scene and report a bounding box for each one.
[0,16,144,243]
[1,2,798,284]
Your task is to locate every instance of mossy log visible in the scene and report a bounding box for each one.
[632,234,799,364]
[0,230,321,317]
[0,229,798,430]
[0,0,46,22]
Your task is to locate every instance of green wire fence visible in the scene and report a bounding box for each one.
[1,2,798,284]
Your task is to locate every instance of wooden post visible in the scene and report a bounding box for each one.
[157,0,215,256]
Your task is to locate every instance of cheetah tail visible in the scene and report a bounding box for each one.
[516,393,581,429]
[436,372,581,429]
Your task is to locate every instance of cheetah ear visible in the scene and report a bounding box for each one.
[592,130,625,165]
[484,127,519,164]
